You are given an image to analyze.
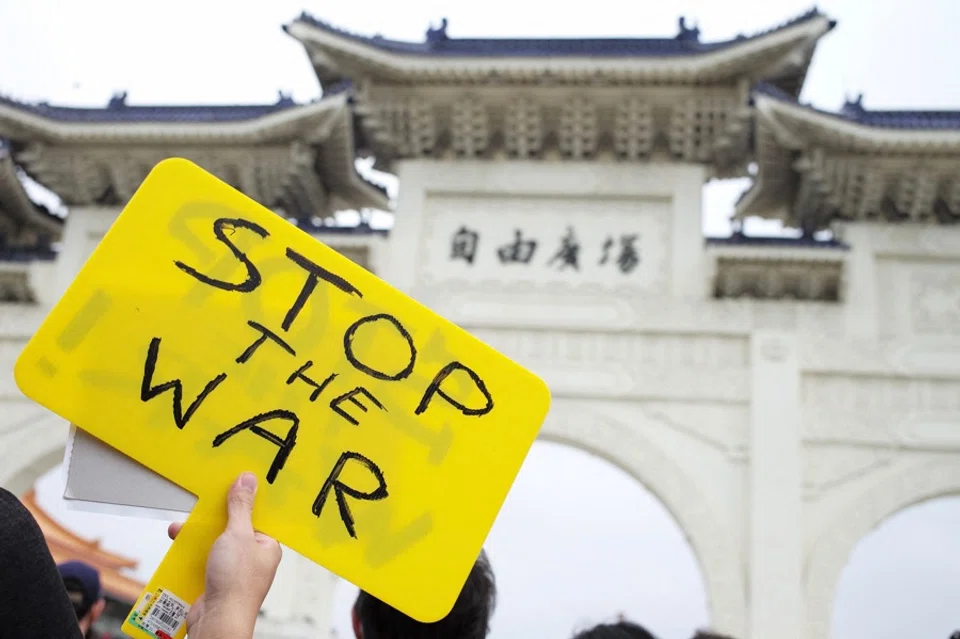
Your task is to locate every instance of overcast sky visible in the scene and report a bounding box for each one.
[4,0,960,638]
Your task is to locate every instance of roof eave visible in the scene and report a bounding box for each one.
[755,94,960,152]
[349,174,391,211]
[732,177,792,223]
[286,14,834,85]
[0,145,62,237]
[0,94,350,144]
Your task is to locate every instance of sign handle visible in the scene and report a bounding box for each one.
[121,500,224,639]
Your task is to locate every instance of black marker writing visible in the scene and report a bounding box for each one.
[330,387,386,427]
[141,337,227,429]
[236,320,295,364]
[212,409,299,484]
[286,361,337,402]
[343,313,416,381]
[175,217,269,292]
[415,361,494,417]
[282,248,363,332]
[313,451,388,538]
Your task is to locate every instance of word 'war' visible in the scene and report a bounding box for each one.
[139,215,495,539]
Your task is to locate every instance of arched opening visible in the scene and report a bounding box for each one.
[331,440,709,639]
[831,496,960,639]
[805,459,960,639]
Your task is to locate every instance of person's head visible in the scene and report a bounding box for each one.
[572,621,660,639]
[58,560,106,634]
[352,549,496,639]
[691,632,737,639]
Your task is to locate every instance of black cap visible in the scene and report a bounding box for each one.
[58,560,102,619]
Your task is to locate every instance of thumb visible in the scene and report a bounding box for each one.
[226,472,258,534]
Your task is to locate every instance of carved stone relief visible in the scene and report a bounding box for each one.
[450,97,489,158]
[613,99,654,160]
[378,97,437,157]
[802,444,893,501]
[504,97,543,159]
[803,373,960,448]
[911,267,960,335]
[558,96,598,160]
[870,221,960,257]
[641,401,749,457]
[0,270,33,302]
[469,328,749,402]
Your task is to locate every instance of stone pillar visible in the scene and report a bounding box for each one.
[382,160,428,294]
[838,224,879,340]
[669,163,707,299]
[55,205,122,298]
[748,332,803,639]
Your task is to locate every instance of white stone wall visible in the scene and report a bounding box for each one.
[1,167,959,639]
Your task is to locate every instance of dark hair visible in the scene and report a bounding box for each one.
[572,621,659,639]
[691,632,737,639]
[354,549,496,639]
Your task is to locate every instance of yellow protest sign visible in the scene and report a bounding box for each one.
[14,158,550,638]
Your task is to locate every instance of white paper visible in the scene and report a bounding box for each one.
[63,425,197,517]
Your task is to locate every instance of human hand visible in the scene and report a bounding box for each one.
[167,472,282,639]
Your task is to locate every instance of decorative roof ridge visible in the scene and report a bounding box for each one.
[739,6,835,41]
[753,83,960,131]
[840,92,960,119]
[0,90,308,124]
[289,8,833,58]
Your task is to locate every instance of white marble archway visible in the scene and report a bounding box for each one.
[804,457,960,639]
[540,401,747,638]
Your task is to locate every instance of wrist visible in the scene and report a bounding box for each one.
[191,601,258,639]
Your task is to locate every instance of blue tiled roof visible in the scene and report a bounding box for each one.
[754,83,960,131]
[291,8,830,58]
[839,95,960,130]
[292,219,390,236]
[0,91,299,123]
[706,233,849,250]
[0,244,57,262]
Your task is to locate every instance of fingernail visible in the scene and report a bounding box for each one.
[239,472,257,492]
